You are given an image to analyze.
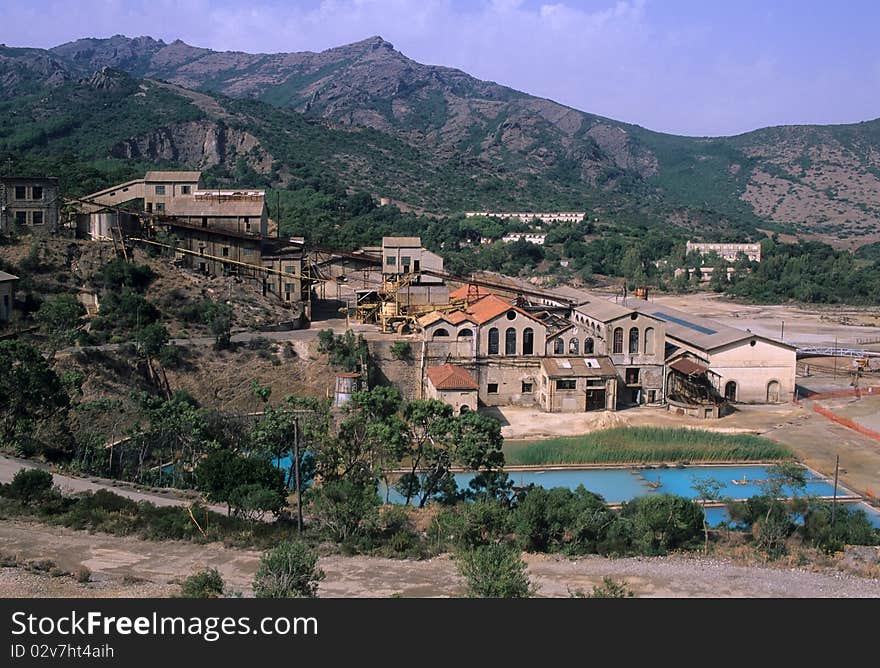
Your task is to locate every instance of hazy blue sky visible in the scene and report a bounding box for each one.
[2,0,878,136]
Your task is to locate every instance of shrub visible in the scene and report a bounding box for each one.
[619,494,704,555]
[5,469,55,504]
[389,341,412,361]
[571,577,635,598]
[513,485,614,555]
[308,479,380,544]
[75,565,91,584]
[456,543,535,598]
[180,568,225,598]
[252,541,325,598]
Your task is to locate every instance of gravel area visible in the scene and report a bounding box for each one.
[1,520,878,598]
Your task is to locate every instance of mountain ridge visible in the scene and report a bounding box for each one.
[1,34,879,247]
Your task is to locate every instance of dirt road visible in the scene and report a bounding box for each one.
[1,520,877,598]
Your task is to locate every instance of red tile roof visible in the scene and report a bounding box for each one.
[465,294,537,325]
[417,309,476,328]
[426,364,479,391]
[449,284,493,302]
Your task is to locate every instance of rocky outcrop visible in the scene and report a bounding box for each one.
[111,121,273,173]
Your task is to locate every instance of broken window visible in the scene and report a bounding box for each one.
[488,328,499,355]
[222,247,230,257]
[629,328,640,354]
[31,186,43,200]
[556,379,576,390]
[31,211,43,225]
[505,328,517,355]
[553,338,564,355]
[14,186,26,200]
[15,211,26,225]
[155,185,165,195]
[521,381,533,393]
[487,383,499,394]
[181,185,191,195]
[612,327,624,354]
[523,328,534,355]
[386,256,396,266]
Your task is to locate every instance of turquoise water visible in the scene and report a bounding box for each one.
[381,464,880,528]
[704,502,880,529]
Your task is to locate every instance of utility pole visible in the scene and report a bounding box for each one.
[293,416,303,534]
[780,320,784,341]
[831,454,840,527]
[833,336,838,378]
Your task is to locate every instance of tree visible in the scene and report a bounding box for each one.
[253,540,325,598]
[35,294,85,359]
[137,322,169,360]
[456,543,535,598]
[195,449,286,517]
[308,478,380,543]
[203,300,233,349]
[4,468,55,503]
[691,477,723,553]
[0,341,70,456]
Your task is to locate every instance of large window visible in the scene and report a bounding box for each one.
[523,328,534,355]
[521,381,533,393]
[569,338,579,354]
[556,379,576,390]
[505,328,517,355]
[644,327,655,355]
[14,211,26,225]
[553,338,564,355]
[31,211,43,225]
[488,328,499,355]
[584,337,594,354]
[14,186,25,200]
[155,185,165,195]
[629,328,640,354]
[433,328,450,338]
[386,256,396,266]
[612,327,624,354]
[31,186,43,200]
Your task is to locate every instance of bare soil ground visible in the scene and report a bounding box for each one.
[1,521,878,598]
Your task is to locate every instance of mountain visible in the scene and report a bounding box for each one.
[2,34,880,247]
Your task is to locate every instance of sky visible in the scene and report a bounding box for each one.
[1,0,878,136]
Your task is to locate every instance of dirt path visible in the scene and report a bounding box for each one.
[0,455,227,513]
[1,520,878,598]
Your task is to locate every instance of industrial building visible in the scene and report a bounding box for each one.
[0,271,17,323]
[0,177,60,233]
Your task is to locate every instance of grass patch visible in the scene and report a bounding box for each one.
[506,427,793,465]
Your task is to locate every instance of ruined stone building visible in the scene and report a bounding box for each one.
[0,177,59,233]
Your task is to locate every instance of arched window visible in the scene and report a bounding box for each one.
[523,328,534,355]
[628,328,639,354]
[505,328,517,355]
[644,327,655,355]
[584,337,594,354]
[612,328,624,354]
[569,338,579,354]
[553,337,565,355]
[488,328,499,355]
[458,328,473,338]
[433,328,449,338]
[766,380,780,403]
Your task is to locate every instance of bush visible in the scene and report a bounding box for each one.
[75,565,91,584]
[513,485,614,555]
[389,341,412,361]
[180,568,226,598]
[571,577,635,598]
[308,479,380,544]
[252,541,325,598]
[5,469,55,504]
[456,543,535,598]
[619,494,704,555]
[802,500,879,554]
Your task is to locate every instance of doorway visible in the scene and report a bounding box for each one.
[766,380,780,403]
[724,381,737,402]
